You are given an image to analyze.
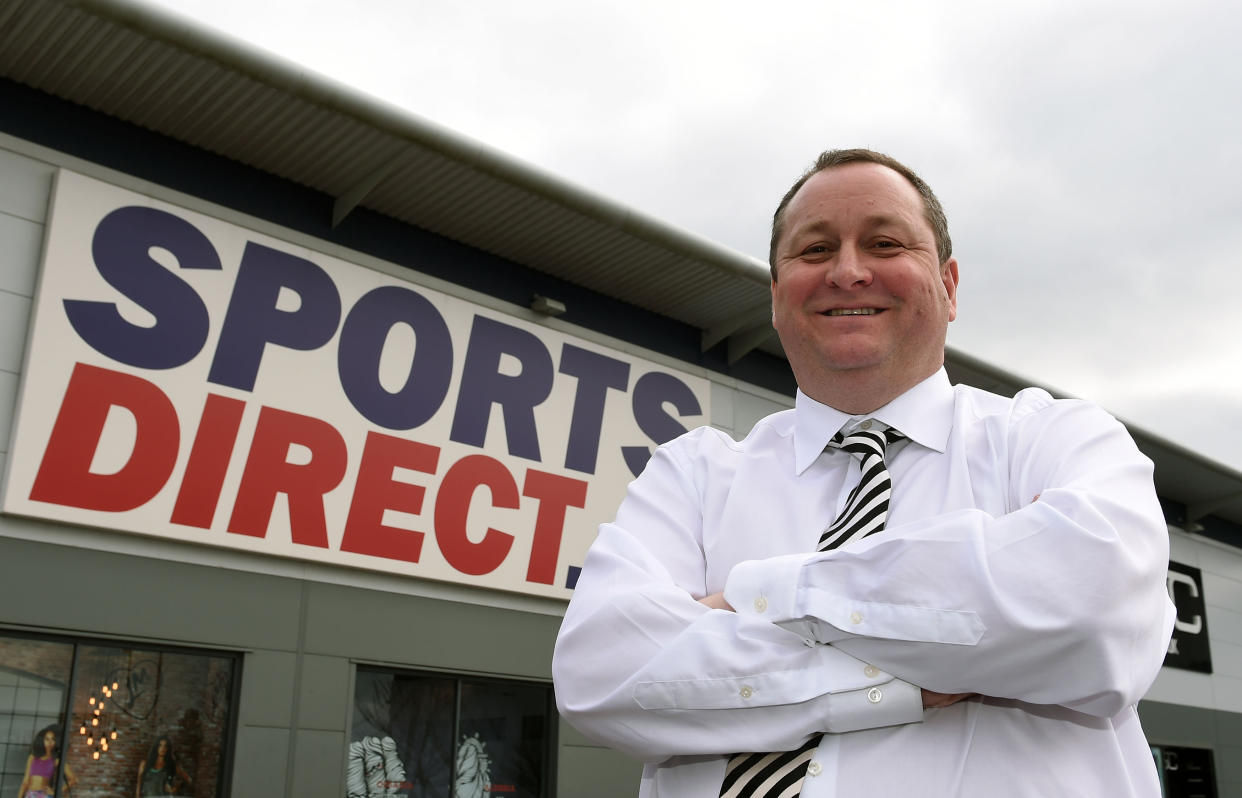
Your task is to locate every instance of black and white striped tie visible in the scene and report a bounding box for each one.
[719,422,904,798]
[817,424,905,551]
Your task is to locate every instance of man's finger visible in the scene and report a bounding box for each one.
[922,689,977,708]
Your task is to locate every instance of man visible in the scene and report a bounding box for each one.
[553,149,1175,797]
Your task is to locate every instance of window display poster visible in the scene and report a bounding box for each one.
[352,668,552,798]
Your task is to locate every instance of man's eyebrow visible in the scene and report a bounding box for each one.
[858,212,919,231]
[787,219,835,239]
[787,213,918,240]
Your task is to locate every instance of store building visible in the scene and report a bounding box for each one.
[0,2,1240,796]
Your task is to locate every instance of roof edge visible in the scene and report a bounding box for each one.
[946,345,1242,487]
[68,0,771,286]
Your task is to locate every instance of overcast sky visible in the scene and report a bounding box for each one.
[151,0,1242,473]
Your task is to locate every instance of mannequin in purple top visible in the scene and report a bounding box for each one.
[18,725,77,798]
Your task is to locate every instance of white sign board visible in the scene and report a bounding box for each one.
[2,171,711,600]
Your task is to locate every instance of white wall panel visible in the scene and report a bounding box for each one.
[1208,605,1242,647]
[1210,673,1242,715]
[1194,537,1242,580]
[710,379,736,435]
[1146,665,1216,709]
[0,149,54,223]
[1212,640,1242,680]
[733,389,790,436]
[1169,530,1201,566]
[0,291,30,375]
[0,369,16,456]
[0,212,44,298]
[1203,570,1242,613]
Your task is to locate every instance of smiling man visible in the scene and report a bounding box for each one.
[554,149,1175,797]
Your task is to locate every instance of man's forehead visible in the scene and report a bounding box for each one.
[783,164,928,234]
[795,163,922,209]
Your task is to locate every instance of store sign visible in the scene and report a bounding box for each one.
[1164,561,1212,673]
[1,170,711,600]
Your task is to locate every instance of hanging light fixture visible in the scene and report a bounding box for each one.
[77,669,122,762]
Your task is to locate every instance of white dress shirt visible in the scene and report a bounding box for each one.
[553,369,1176,797]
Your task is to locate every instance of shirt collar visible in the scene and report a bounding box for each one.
[793,368,954,474]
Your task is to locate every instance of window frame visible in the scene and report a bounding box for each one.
[348,663,559,798]
[0,627,243,798]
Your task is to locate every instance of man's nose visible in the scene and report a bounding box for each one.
[825,244,873,288]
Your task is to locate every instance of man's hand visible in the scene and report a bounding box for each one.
[922,689,977,708]
[697,592,735,611]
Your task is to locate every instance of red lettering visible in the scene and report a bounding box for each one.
[434,454,518,576]
[227,406,347,547]
[522,469,587,584]
[30,363,178,511]
[341,431,439,563]
[170,393,245,528]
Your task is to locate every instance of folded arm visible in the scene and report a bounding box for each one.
[725,400,1176,717]
[553,431,923,762]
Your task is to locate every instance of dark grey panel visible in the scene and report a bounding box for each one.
[1217,705,1242,742]
[297,654,351,732]
[236,649,298,728]
[0,532,304,649]
[557,744,642,798]
[1215,745,1242,790]
[230,725,291,797]
[302,581,560,678]
[1141,699,1242,796]
[1141,700,1220,748]
[558,718,602,749]
[290,728,347,798]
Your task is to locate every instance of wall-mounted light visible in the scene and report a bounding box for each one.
[530,294,566,317]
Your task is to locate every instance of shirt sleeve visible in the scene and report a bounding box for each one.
[553,430,923,763]
[724,397,1176,718]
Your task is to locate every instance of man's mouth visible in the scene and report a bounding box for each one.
[823,308,881,316]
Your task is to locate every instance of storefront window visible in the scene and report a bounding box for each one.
[350,668,554,798]
[1152,744,1217,798]
[0,632,237,798]
[0,637,73,797]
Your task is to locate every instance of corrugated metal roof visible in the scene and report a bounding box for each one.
[0,0,774,337]
[2,0,1240,529]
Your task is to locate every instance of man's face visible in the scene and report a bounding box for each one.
[771,162,958,400]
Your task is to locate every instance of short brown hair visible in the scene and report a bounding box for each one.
[769,148,952,279]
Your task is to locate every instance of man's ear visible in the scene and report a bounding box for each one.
[942,258,959,322]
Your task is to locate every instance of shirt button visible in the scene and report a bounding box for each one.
[740,686,753,699]
[868,687,883,704]
[807,761,822,777]
[863,665,880,678]
[753,597,768,613]
[850,611,863,625]
[860,420,873,430]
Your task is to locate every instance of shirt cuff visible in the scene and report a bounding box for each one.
[824,676,923,734]
[725,555,985,646]
[724,553,808,624]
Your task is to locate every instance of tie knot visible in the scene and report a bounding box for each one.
[828,422,905,459]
